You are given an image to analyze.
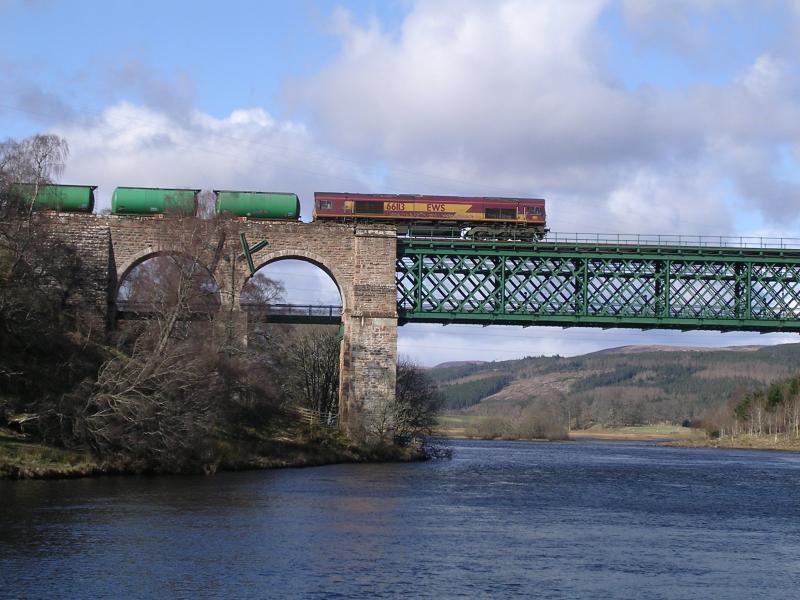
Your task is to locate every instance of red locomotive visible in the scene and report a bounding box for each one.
[313,192,547,239]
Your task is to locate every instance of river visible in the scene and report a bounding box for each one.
[2,439,800,599]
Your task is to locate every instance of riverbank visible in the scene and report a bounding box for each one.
[569,424,702,442]
[664,434,800,452]
[436,416,701,442]
[0,421,424,480]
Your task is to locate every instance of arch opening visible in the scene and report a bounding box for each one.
[242,258,343,425]
[241,256,344,318]
[116,252,221,317]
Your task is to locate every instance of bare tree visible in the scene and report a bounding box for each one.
[393,358,443,442]
[364,358,443,443]
[196,190,217,219]
[0,134,101,444]
[76,217,280,472]
[240,271,285,307]
[120,254,221,319]
[282,326,340,421]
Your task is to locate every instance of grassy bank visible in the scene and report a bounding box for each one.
[569,424,701,441]
[435,415,490,438]
[0,420,424,480]
[665,434,800,452]
[436,415,702,442]
[0,429,107,479]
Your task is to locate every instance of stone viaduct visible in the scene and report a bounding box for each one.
[48,213,398,435]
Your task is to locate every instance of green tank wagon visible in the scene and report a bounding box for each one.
[12,184,96,212]
[215,190,300,220]
[112,187,199,215]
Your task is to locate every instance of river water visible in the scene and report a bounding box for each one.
[2,439,800,599]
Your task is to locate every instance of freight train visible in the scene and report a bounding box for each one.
[8,184,547,240]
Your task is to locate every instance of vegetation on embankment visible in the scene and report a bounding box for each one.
[661,371,800,452]
[0,420,425,480]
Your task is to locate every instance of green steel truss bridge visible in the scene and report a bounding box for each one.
[396,232,800,332]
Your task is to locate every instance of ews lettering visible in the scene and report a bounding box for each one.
[426,203,445,211]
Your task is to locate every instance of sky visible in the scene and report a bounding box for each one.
[3,0,800,365]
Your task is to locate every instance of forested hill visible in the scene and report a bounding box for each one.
[429,344,800,427]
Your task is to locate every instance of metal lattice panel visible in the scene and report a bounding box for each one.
[751,264,800,320]
[396,240,800,332]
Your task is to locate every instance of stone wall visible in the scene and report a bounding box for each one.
[46,214,114,333]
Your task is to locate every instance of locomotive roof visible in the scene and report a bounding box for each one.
[315,191,545,202]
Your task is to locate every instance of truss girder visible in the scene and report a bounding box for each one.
[396,242,800,331]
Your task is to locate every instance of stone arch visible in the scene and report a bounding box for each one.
[243,249,350,311]
[114,248,221,308]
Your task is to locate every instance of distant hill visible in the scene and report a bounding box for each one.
[430,360,488,369]
[431,343,800,427]
[590,344,764,355]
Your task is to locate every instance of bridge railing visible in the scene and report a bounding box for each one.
[401,228,800,250]
[115,300,220,314]
[116,301,343,320]
[240,303,342,318]
[541,232,800,249]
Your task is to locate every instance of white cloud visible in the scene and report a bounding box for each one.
[288,0,800,234]
[603,168,731,235]
[53,102,374,216]
[102,59,195,117]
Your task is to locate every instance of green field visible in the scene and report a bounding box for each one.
[579,424,696,435]
[437,415,488,428]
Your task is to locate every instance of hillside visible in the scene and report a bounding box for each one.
[430,343,800,427]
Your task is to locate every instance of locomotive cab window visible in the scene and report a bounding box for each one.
[319,200,332,209]
[485,207,517,220]
[354,200,384,214]
[527,206,542,216]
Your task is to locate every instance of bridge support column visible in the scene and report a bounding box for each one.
[337,226,399,439]
[339,314,398,439]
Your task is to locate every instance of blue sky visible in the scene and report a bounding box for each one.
[3,0,800,363]
[598,3,791,89]
[0,1,405,130]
